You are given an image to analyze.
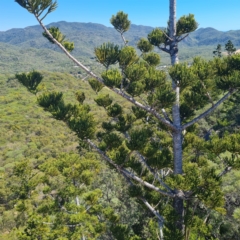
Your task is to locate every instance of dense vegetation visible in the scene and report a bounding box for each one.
[0,72,152,239]
[1,0,240,239]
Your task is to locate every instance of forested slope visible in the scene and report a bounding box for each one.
[0,72,154,239]
[1,12,240,239]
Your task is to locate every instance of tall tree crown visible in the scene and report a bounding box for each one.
[15,0,57,20]
[110,11,131,34]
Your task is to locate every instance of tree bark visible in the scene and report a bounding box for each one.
[169,0,184,234]
[172,86,182,175]
[169,0,179,65]
[172,86,184,234]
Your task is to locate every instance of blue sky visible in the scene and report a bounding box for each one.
[1,0,240,31]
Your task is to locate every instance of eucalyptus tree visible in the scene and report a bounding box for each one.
[15,0,240,239]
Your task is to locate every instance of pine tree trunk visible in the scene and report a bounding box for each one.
[169,0,184,234]
[169,0,179,65]
[172,87,184,234]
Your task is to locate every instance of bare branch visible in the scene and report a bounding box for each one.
[205,93,214,107]
[177,33,189,42]
[199,80,214,107]
[121,33,128,45]
[203,212,211,224]
[161,108,173,123]
[119,171,165,239]
[159,28,173,42]
[136,152,174,192]
[81,75,89,81]
[140,197,164,239]
[139,196,164,222]
[34,14,176,131]
[37,8,45,18]
[218,166,232,178]
[182,89,237,130]
[158,46,170,54]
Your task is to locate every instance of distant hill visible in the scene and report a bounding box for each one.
[1,21,240,49]
[1,21,240,73]
[0,22,155,57]
[188,27,240,46]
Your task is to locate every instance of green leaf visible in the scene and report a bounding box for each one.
[37,91,63,108]
[75,91,85,104]
[145,67,166,91]
[68,111,96,139]
[43,27,74,52]
[126,128,152,151]
[95,42,120,69]
[137,38,154,53]
[101,69,122,88]
[176,14,198,36]
[118,46,138,69]
[107,103,123,117]
[94,94,112,108]
[88,78,104,93]
[125,63,148,83]
[142,52,161,67]
[16,70,43,94]
[15,0,57,20]
[110,11,131,34]
[169,62,195,90]
[148,28,167,46]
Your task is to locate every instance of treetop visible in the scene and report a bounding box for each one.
[15,0,57,20]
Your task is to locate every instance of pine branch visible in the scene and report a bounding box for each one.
[119,164,165,228]
[182,89,238,130]
[34,14,176,131]
[86,139,182,198]
[35,15,100,79]
[120,170,165,239]
[159,28,173,42]
[136,152,174,192]
[111,155,165,232]
[139,196,164,225]
[124,132,173,192]
[115,89,176,130]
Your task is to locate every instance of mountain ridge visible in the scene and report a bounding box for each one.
[1,21,240,74]
[1,21,240,48]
